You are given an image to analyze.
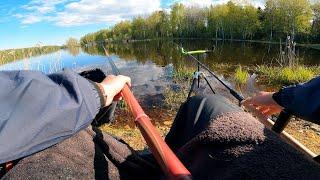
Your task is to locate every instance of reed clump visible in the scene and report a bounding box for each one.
[234,66,249,85]
[172,65,194,80]
[256,65,317,86]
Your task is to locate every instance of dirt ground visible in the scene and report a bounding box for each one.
[286,119,320,154]
[100,107,174,150]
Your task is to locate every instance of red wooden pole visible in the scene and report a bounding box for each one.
[121,84,192,180]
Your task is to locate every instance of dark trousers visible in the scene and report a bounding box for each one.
[165,95,241,152]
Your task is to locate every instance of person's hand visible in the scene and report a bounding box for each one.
[241,91,283,116]
[98,75,131,107]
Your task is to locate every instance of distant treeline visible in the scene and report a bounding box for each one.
[0,46,62,65]
[81,0,320,45]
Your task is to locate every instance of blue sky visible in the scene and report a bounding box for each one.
[0,0,264,50]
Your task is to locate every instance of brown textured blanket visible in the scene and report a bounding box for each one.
[2,127,158,180]
[175,111,320,179]
[3,111,320,180]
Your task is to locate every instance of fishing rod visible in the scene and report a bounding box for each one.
[175,42,318,161]
[175,42,244,104]
[102,46,192,180]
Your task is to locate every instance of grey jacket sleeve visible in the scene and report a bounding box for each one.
[0,69,102,163]
[273,76,320,124]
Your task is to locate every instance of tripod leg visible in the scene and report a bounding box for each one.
[188,77,198,99]
[197,55,200,88]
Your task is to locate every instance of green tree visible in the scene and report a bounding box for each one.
[183,7,207,37]
[95,29,111,42]
[208,4,229,39]
[112,21,132,40]
[170,3,186,37]
[65,37,79,47]
[311,3,320,41]
[79,0,315,44]
[132,16,147,39]
[264,0,312,40]
[241,6,261,39]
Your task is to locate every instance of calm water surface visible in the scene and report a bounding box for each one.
[1,40,319,104]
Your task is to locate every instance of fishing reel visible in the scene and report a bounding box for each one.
[79,68,116,126]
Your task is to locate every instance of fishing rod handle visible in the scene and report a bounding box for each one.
[229,89,244,103]
[272,111,292,134]
[121,84,192,180]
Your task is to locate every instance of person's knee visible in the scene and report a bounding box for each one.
[187,95,241,117]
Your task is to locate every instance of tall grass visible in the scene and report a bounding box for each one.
[172,65,194,80]
[234,66,249,84]
[257,65,317,86]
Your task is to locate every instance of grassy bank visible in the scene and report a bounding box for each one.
[173,64,320,88]
[233,65,319,87]
[255,65,319,86]
[0,46,62,65]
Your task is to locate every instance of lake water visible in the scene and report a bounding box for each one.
[1,40,319,105]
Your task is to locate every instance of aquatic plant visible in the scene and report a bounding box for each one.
[234,66,249,85]
[172,65,194,80]
[281,67,314,84]
[256,65,317,86]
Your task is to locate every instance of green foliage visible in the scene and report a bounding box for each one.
[80,0,318,45]
[311,3,320,40]
[170,3,186,37]
[172,65,194,80]
[112,21,132,40]
[234,66,249,84]
[264,0,313,41]
[65,37,79,47]
[0,46,61,65]
[281,67,314,84]
[257,65,317,85]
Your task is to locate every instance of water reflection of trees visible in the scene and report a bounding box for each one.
[0,46,61,65]
[66,47,80,56]
[82,40,320,69]
[82,40,189,68]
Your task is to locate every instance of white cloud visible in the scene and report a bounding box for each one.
[21,14,43,24]
[54,0,161,26]
[22,0,69,14]
[14,0,265,26]
[15,0,161,26]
